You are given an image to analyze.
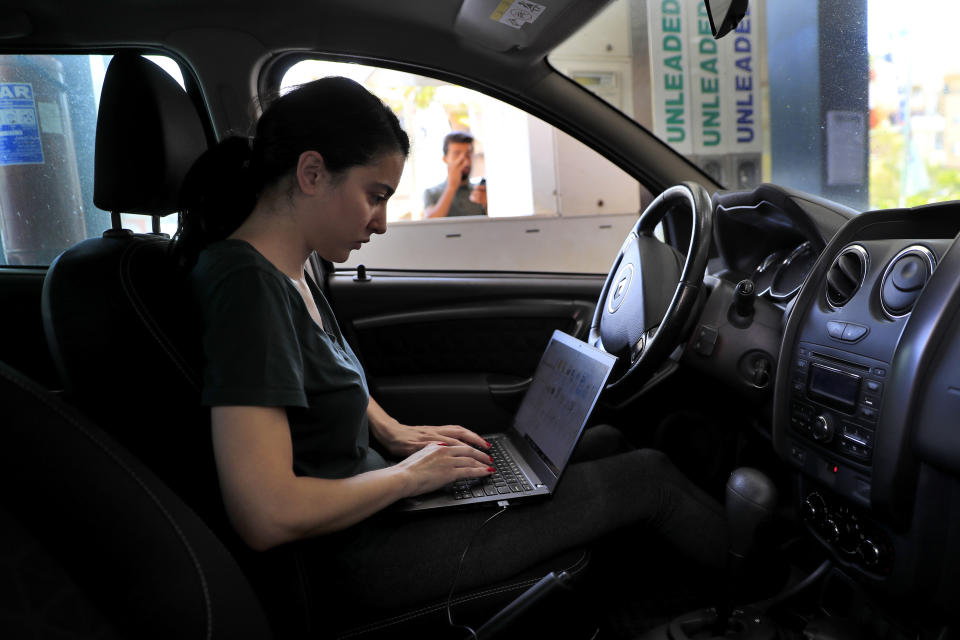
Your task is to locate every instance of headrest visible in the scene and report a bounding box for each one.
[93,53,207,216]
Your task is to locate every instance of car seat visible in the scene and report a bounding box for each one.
[0,358,274,639]
[41,52,594,639]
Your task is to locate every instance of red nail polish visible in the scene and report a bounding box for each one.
[484,441,492,448]
[487,466,496,472]
[488,455,494,463]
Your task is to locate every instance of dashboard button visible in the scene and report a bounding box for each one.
[859,405,878,422]
[865,379,882,393]
[827,321,846,339]
[841,323,868,341]
[692,324,719,356]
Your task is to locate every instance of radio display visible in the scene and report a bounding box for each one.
[808,363,861,414]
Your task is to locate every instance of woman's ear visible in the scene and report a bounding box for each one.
[296,150,327,195]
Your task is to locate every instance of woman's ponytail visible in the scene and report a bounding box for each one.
[172,76,410,270]
[172,136,258,270]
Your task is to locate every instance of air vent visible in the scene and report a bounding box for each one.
[825,245,868,308]
[880,245,937,317]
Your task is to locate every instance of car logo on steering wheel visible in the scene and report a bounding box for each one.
[607,263,634,313]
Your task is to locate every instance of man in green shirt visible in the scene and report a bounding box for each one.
[423,132,487,218]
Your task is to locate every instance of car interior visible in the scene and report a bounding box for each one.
[1,0,959,639]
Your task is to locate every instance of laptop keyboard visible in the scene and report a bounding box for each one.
[451,438,534,500]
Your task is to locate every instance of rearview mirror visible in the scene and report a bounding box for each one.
[704,0,748,39]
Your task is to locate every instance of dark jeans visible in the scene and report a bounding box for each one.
[300,425,727,626]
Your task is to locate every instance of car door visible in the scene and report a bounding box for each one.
[328,267,604,432]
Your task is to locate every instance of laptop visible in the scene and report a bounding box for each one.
[398,330,617,511]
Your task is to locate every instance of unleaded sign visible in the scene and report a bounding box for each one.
[648,0,763,156]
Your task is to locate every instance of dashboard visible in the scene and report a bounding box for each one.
[685,183,960,615]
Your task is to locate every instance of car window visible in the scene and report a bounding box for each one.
[0,54,183,267]
[550,0,960,212]
[280,60,653,273]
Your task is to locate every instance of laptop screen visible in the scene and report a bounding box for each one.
[513,331,617,476]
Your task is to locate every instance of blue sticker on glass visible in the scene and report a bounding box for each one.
[0,83,44,166]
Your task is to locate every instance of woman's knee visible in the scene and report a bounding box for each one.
[633,447,672,474]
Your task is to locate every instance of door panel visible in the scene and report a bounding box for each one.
[328,270,604,432]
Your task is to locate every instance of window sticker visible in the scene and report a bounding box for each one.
[490,0,546,29]
[37,101,64,135]
[0,83,44,166]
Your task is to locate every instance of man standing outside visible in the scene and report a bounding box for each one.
[423,132,487,218]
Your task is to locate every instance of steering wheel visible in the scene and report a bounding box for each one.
[589,182,713,396]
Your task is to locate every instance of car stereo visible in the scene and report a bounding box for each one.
[788,341,888,465]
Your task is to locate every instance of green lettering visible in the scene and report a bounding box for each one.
[702,130,721,146]
[663,16,681,33]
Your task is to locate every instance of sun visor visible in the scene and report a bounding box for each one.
[454,0,574,52]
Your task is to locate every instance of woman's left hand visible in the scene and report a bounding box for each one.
[380,423,491,458]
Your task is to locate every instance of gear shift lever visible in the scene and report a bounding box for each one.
[714,467,777,635]
[726,467,778,568]
[639,468,779,640]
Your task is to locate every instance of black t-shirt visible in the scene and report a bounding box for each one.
[190,239,386,479]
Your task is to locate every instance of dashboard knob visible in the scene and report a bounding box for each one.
[802,493,826,521]
[812,415,835,442]
[838,519,860,555]
[858,539,881,567]
[823,518,840,542]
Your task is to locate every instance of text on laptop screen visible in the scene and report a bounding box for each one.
[513,334,614,471]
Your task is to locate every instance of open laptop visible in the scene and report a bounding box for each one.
[399,329,617,511]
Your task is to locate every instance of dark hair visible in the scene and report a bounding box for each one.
[442,131,473,155]
[173,76,409,269]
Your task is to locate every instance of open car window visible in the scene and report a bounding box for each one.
[280,59,654,273]
[551,0,960,212]
[0,54,184,266]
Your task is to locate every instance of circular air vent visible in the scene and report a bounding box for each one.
[880,245,937,317]
[825,244,868,308]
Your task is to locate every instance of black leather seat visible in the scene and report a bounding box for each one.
[42,53,217,522]
[41,52,593,639]
[0,359,274,639]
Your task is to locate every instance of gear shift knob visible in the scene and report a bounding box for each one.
[726,467,777,560]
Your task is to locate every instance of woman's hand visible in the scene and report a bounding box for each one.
[366,397,490,457]
[396,442,495,497]
[380,423,491,458]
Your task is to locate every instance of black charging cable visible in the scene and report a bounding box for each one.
[446,502,510,639]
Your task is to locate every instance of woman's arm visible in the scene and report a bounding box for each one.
[366,397,490,457]
[212,405,494,550]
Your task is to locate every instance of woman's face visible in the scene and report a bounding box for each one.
[301,151,404,263]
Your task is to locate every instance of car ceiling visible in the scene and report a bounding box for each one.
[0,0,612,75]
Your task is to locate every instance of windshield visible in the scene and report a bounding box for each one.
[550,0,960,212]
